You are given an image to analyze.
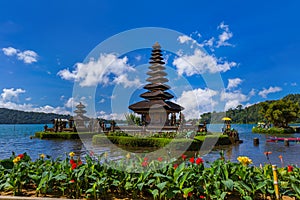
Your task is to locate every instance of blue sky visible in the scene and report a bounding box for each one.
[0,1,299,119]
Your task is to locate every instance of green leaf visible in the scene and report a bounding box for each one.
[222,179,234,191]
[124,182,132,190]
[220,191,227,199]
[292,183,300,195]
[256,181,267,191]
[242,196,253,200]
[157,181,168,191]
[237,181,252,192]
[150,189,159,199]
[137,182,144,191]
[77,167,85,178]
[0,159,13,169]
[183,187,193,196]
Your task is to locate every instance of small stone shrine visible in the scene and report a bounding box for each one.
[74,102,89,130]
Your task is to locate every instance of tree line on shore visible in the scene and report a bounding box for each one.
[199,94,300,125]
[0,108,70,124]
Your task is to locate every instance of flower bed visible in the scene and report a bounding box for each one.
[0,152,299,199]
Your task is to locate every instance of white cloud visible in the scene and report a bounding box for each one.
[0,101,70,115]
[113,74,141,88]
[227,78,243,90]
[175,88,218,119]
[202,37,215,49]
[258,86,282,98]
[178,35,194,44]
[0,88,70,114]
[249,88,256,97]
[58,53,137,87]
[220,90,249,110]
[1,88,25,101]
[99,98,105,103]
[135,55,142,61]
[217,22,233,47]
[291,82,297,86]
[2,47,38,64]
[17,50,38,64]
[64,97,76,108]
[173,49,237,76]
[2,47,17,56]
[97,110,126,120]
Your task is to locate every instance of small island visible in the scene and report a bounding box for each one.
[252,99,300,134]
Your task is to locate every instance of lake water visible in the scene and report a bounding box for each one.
[0,124,299,166]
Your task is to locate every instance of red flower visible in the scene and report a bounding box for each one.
[141,161,148,167]
[143,157,149,162]
[189,157,195,163]
[288,165,293,172]
[18,154,24,159]
[71,163,77,170]
[70,159,75,165]
[173,163,179,169]
[188,192,192,197]
[196,157,204,165]
[77,158,83,166]
[181,154,187,160]
[264,151,272,156]
[69,179,75,183]
[157,157,163,162]
[200,195,205,199]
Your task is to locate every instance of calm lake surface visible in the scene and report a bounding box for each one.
[0,124,299,166]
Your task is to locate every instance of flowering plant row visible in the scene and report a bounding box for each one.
[0,152,299,199]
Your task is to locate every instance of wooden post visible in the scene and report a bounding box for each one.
[253,138,259,146]
[272,165,280,200]
[284,139,289,146]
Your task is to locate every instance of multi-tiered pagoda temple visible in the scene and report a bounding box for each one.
[129,42,183,127]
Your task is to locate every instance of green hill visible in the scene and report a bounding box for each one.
[200,94,300,124]
[0,108,71,124]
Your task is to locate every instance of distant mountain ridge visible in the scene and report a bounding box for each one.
[0,108,71,124]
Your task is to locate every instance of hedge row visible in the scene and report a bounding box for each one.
[92,135,231,151]
[34,132,97,139]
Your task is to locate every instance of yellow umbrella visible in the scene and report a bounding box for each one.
[222,117,232,121]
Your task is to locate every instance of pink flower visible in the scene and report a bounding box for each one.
[181,154,187,160]
[69,179,75,183]
[200,195,205,199]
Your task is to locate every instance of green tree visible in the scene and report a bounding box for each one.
[124,113,141,126]
[260,100,300,127]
